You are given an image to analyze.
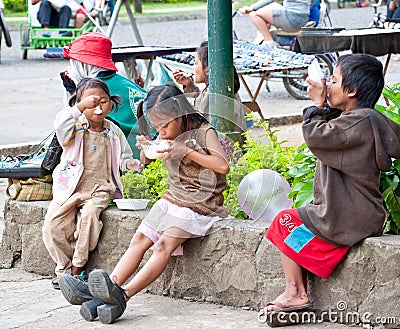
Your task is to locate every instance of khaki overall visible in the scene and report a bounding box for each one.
[43,128,115,277]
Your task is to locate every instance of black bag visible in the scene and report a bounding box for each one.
[41,133,62,172]
[0,131,62,178]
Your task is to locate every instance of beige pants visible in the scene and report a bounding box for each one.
[43,129,115,277]
[42,183,113,277]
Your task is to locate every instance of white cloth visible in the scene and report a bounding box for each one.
[142,198,225,238]
[63,60,105,106]
[68,59,105,84]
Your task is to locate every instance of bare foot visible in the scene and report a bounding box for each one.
[265,291,310,312]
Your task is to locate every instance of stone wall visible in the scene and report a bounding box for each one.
[1,199,400,328]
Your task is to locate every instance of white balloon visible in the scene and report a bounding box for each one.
[237,169,293,223]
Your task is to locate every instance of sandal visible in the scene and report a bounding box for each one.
[51,277,60,290]
[73,270,88,282]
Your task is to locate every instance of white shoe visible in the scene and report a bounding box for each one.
[260,40,277,49]
[253,31,264,44]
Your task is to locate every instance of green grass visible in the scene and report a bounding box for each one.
[141,1,206,10]
[5,0,207,23]
[4,0,207,16]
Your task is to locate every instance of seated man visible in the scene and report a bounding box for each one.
[32,0,72,36]
[240,0,311,48]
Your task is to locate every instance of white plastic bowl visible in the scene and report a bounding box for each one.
[142,140,169,159]
[115,199,150,210]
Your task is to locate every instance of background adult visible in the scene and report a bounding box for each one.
[32,0,72,36]
[172,41,247,133]
[387,0,400,22]
[62,32,147,158]
[239,0,311,48]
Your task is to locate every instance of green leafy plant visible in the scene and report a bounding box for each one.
[287,144,316,208]
[375,83,400,234]
[121,158,169,206]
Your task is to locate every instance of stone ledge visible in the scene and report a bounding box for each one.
[1,200,399,327]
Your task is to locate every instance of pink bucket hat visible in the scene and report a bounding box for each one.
[63,32,118,71]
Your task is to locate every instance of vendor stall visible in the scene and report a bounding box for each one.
[157,40,332,120]
[111,45,197,88]
[293,27,400,75]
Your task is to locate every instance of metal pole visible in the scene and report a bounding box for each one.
[106,0,143,45]
[208,0,238,136]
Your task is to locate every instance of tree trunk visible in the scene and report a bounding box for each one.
[133,0,142,13]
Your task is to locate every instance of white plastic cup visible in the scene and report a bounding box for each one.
[308,58,324,86]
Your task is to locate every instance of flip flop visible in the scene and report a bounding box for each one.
[51,277,60,290]
[73,270,88,282]
[265,302,313,312]
[264,302,315,327]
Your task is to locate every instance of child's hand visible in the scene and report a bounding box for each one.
[127,159,144,172]
[162,141,192,160]
[136,135,151,150]
[77,95,101,112]
[307,77,326,108]
[172,69,192,87]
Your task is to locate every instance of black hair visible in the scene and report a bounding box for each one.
[68,77,122,112]
[336,54,384,108]
[197,41,241,94]
[136,82,208,137]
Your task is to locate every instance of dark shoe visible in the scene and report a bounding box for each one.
[97,303,125,324]
[80,298,104,321]
[60,31,73,37]
[88,269,127,324]
[60,274,93,305]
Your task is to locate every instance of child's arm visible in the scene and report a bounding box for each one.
[136,135,154,165]
[53,105,83,147]
[165,129,229,175]
[115,126,143,172]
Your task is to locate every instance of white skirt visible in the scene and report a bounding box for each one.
[136,198,226,256]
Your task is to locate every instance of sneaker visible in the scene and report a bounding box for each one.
[88,269,128,324]
[59,274,93,305]
[260,40,277,50]
[42,31,51,37]
[80,298,104,322]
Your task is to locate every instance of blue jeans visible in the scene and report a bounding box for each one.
[36,0,72,28]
